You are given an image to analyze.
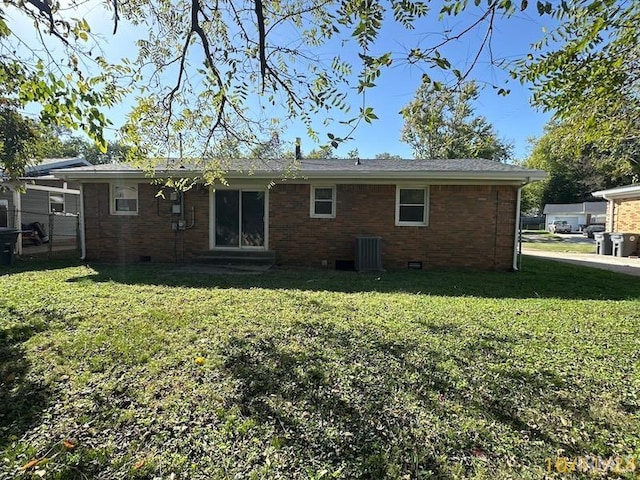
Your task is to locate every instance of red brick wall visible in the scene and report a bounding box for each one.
[269,184,517,270]
[83,183,210,263]
[83,182,518,270]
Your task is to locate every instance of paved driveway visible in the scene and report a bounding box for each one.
[522,232,595,245]
[549,233,595,244]
[522,248,640,276]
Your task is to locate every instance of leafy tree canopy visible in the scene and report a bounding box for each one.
[33,125,131,164]
[1,0,638,181]
[306,146,338,159]
[517,1,640,127]
[401,81,512,161]
[522,108,640,213]
[0,108,39,178]
[375,152,402,160]
[37,128,87,160]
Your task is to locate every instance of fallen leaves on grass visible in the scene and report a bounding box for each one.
[62,439,76,450]
[20,458,46,470]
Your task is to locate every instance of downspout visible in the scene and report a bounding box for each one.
[79,184,86,260]
[512,182,524,272]
[602,194,615,232]
[13,187,22,256]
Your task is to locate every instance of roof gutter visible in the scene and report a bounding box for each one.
[593,186,640,199]
[592,189,637,232]
[25,183,81,195]
[53,168,546,184]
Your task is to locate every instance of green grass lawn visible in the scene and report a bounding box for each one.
[1,259,639,479]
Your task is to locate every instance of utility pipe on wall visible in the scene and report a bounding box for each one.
[79,184,86,260]
[512,185,523,272]
[13,188,22,256]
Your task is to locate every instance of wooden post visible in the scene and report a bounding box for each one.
[48,213,54,259]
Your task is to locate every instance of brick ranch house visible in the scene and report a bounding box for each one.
[593,184,640,233]
[53,159,545,271]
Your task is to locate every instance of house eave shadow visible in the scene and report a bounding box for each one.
[60,257,640,301]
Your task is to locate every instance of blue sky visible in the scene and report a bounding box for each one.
[292,6,557,161]
[12,2,556,161]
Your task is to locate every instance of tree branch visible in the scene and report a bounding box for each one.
[112,0,120,34]
[26,0,55,33]
[459,7,495,83]
[254,0,267,92]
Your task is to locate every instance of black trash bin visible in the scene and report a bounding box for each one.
[610,233,639,257]
[0,228,20,265]
[594,232,612,255]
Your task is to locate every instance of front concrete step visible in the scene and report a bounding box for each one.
[194,249,275,266]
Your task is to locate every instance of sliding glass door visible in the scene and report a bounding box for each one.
[214,190,265,248]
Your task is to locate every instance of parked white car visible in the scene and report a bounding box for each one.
[549,221,572,233]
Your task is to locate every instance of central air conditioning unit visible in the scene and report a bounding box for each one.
[355,236,383,271]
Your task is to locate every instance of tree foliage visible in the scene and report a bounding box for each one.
[517,1,640,123]
[37,127,132,164]
[305,146,338,159]
[1,0,638,181]
[400,81,512,161]
[248,134,296,160]
[516,1,640,201]
[375,152,402,160]
[522,113,640,213]
[0,11,130,156]
[0,108,39,178]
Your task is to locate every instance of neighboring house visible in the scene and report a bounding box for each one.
[542,202,607,232]
[53,158,546,271]
[593,184,640,233]
[0,157,90,254]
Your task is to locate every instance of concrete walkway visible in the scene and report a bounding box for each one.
[522,248,640,277]
[19,239,78,257]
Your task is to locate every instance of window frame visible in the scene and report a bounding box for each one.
[395,186,429,226]
[310,185,336,219]
[0,199,8,228]
[110,183,139,216]
[48,192,65,213]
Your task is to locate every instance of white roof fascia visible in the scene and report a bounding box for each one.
[593,185,640,199]
[266,170,546,182]
[25,183,81,195]
[53,168,546,184]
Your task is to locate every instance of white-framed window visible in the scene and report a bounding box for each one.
[0,199,8,227]
[310,185,336,218]
[111,184,139,215]
[396,186,429,226]
[49,193,65,213]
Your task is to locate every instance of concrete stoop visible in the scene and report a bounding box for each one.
[192,249,276,272]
